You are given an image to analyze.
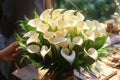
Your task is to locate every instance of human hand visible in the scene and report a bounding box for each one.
[0,41,19,61]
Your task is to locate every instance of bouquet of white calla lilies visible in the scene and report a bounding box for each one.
[17,9,109,79]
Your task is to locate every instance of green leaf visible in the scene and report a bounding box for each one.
[34,10,39,18]
[79,51,96,67]
[98,46,113,58]
[98,51,108,58]
[82,55,95,66]
[73,51,84,67]
[15,33,26,49]
[81,40,94,51]
[94,36,108,50]
[20,55,29,63]
[19,17,36,32]
[70,27,77,39]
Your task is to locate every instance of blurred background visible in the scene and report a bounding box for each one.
[52,0,117,22]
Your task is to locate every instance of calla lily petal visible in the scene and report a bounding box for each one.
[76,21,89,30]
[48,18,58,28]
[64,16,78,26]
[27,44,40,53]
[55,29,68,38]
[73,37,83,46]
[28,18,42,27]
[63,10,75,16]
[60,38,71,48]
[49,37,66,44]
[40,46,51,58]
[84,48,98,60]
[93,20,101,27]
[82,30,95,41]
[76,12,85,21]
[43,31,55,40]
[36,24,49,33]
[52,9,64,19]
[76,21,89,35]
[40,9,52,22]
[23,31,39,38]
[100,23,107,33]
[61,48,75,64]
[93,20,107,37]
[57,18,68,28]
[86,20,96,30]
[63,10,78,26]
[26,36,40,45]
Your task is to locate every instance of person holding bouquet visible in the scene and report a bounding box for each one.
[0,0,52,80]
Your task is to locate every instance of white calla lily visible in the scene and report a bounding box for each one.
[93,20,101,27]
[55,29,68,38]
[40,46,51,58]
[27,44,40,53]
[86,20,96,30]
[64,17,78,26]
[84,48,98,60]
[48,18,58,29]
[82,30,95,41]
[76,12,85,21]
[63,10,75,16]
[36,24,49,33]
[76,21,89,35]
[26,36,40,45]
[76,21,89,30]
[57,18,68,28]
[40,9,52,22]
[60,38,71,48]
[28,18,42,27]
[49,37,66,44]
[63,10,78,26]
[43,31,54,40]
[99,23,107,36]
[61,48,75,64]
[93,20,107,37]
[52,9,64,19]
[94,27,106,37]
[23,31,39,38]
[73,37,83,46]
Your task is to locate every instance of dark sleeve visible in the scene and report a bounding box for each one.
[2,0,15,16]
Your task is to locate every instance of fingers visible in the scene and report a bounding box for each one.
[14,41,19,46]
[1,53,18,62]
[11,41,19,47]
[16,47,19,51]
[7,41,19,52]
[12,52,18,56]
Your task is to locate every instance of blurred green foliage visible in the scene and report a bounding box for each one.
[115,0,120,14]
[52,0,116,22]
